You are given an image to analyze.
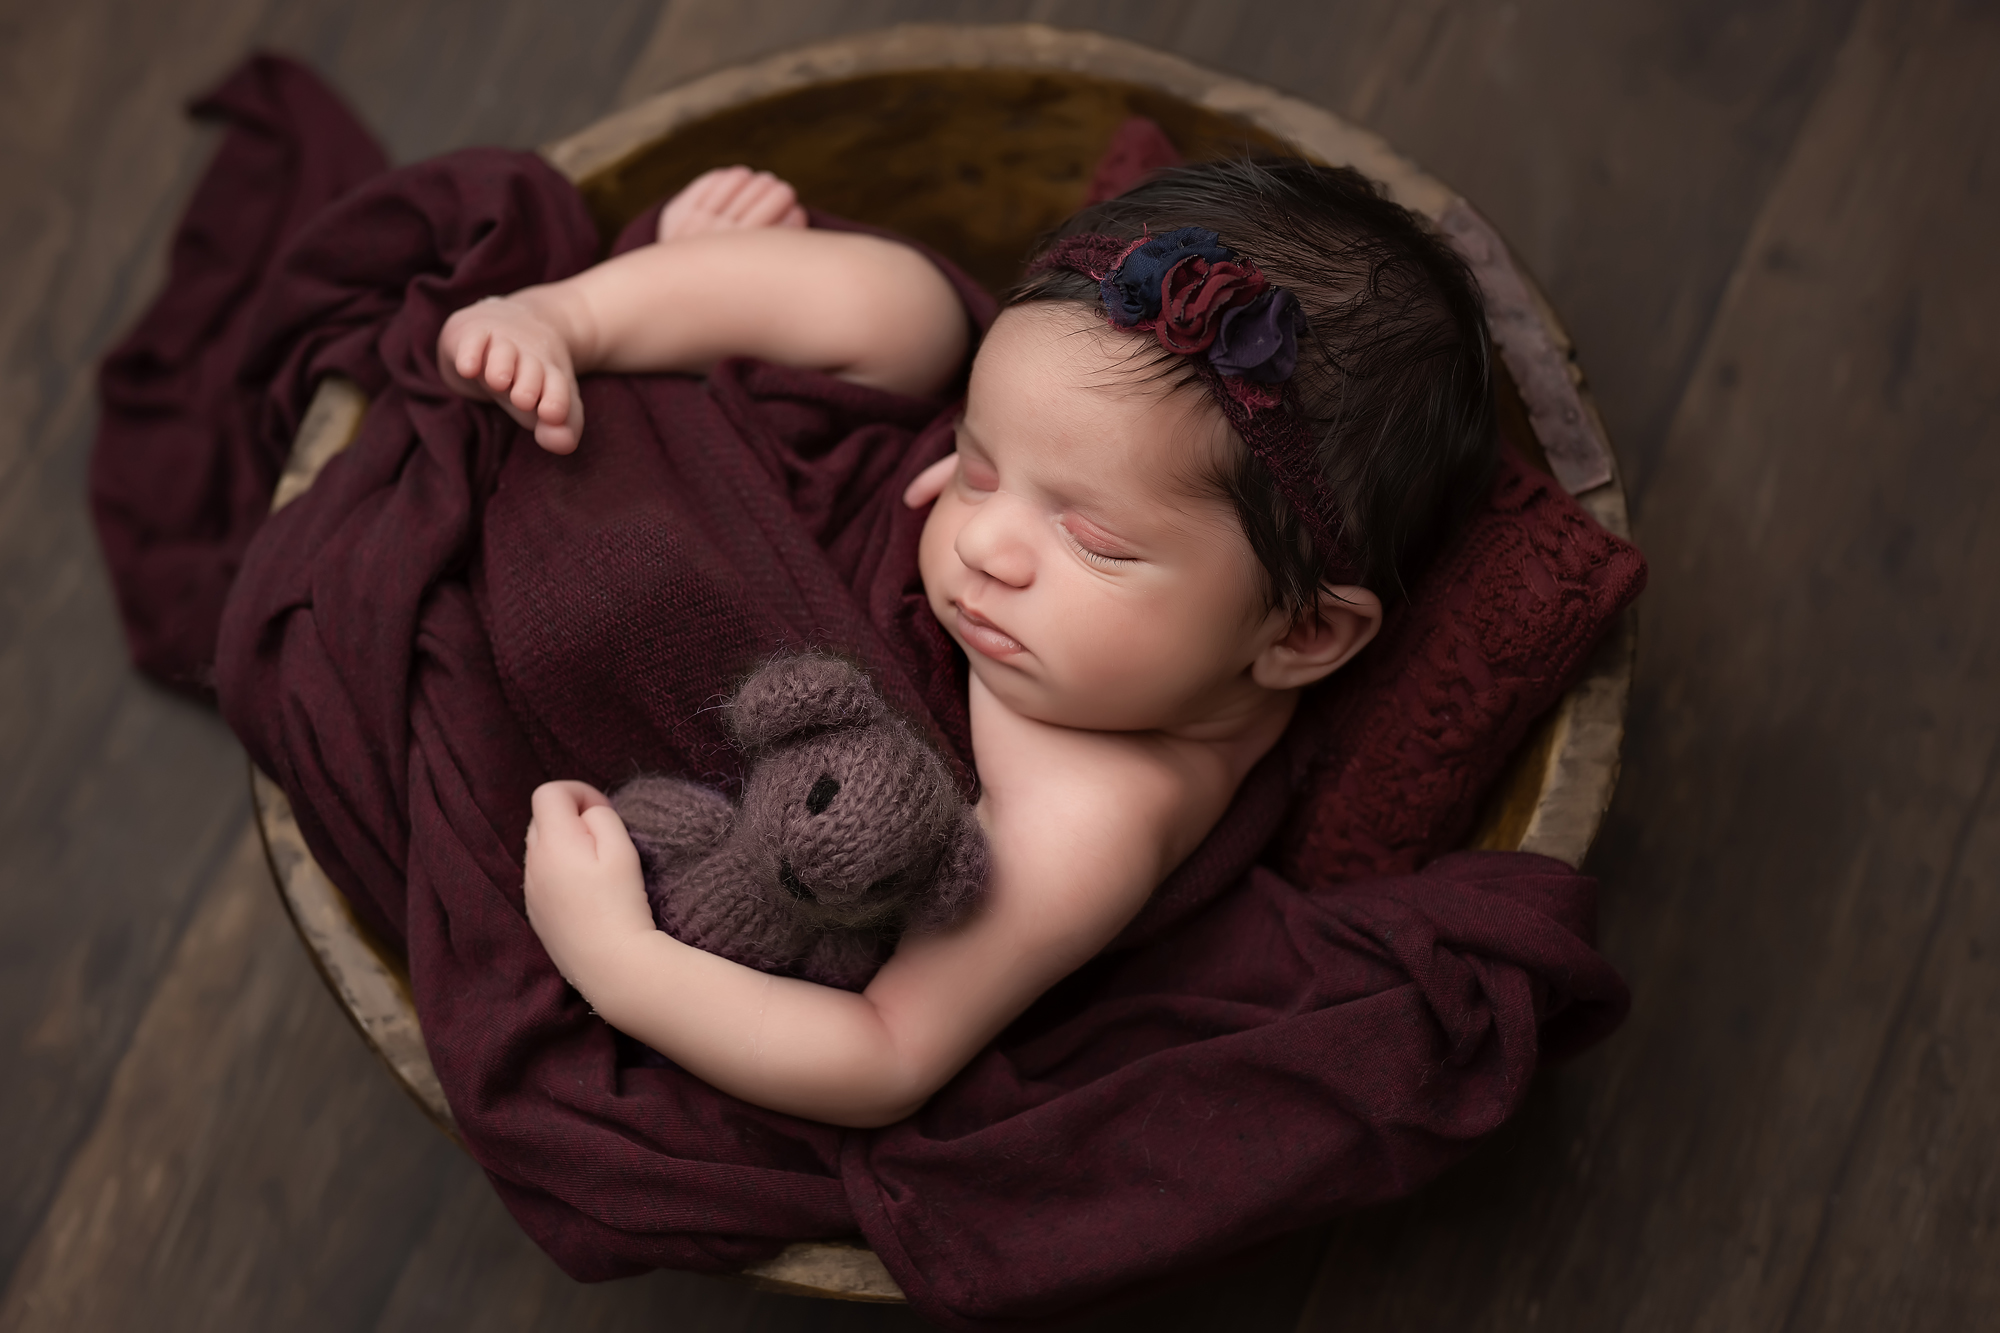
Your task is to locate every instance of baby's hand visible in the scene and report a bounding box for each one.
[658,166,808,243]
[523,781,655,990]
[903,453,958,508]
[437,295,585,454]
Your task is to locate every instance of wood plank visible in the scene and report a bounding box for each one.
[15,0,1992,1327]
[0,0,285,1291]
[0,0,763,1310]
[1173,0,1864,505]
[371,1108,1326,1331]
[618,0,1030,106]
[1298,0,2000,1326]
[371,1167,918,1333]
[1785,750,2000,1330]
[253,0,667,161]
[0,827,461,1333]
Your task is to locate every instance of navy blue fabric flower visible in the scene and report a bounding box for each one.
[1210,289,1301,383]
[1098,227,1236,325]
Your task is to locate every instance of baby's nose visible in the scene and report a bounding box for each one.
[953,498,1034,587]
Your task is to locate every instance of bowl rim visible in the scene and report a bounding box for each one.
[254,23,1635,1305]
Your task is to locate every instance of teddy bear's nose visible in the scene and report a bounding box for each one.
[778,859,816,902]
[806,773,840,815]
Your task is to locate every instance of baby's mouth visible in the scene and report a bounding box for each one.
[954,603,1024,659]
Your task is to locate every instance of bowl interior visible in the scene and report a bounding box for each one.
[577,70,1295,293]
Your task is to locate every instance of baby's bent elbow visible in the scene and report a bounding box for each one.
[835,245,967,398]
[809,1020,950,1128]
[819,1086,933,1130]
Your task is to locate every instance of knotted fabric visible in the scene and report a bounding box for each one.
[93,60,1637,1329]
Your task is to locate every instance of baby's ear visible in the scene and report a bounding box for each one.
[728,653,885,750]
[1250,585,1385,691]
[905,808,989,935]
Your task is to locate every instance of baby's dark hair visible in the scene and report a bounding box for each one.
[1010,157,1497,608]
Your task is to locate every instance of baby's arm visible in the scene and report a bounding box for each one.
[526,678,1234,1127]
[437,183,968,453]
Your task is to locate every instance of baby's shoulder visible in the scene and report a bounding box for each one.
[974,700,1248,891]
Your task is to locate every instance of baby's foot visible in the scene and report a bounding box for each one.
[657,165,808,243]
[437,295,583,454]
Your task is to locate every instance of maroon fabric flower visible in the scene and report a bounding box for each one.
[1154,256,1267,354]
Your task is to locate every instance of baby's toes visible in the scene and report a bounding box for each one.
[509,358,545,413]
[482,339,518,394]
[536,373,573,429]
[534,414,583,455]
[659,165,754,241]
[449,328,491,386]
[732,173,802,228]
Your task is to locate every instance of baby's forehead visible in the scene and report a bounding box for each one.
[968,305,1235,483]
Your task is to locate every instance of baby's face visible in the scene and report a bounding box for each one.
[919,304,1285,733]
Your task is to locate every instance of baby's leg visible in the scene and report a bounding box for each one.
[657,166,808,243]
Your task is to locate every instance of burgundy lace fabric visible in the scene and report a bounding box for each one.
[1278,448,1646,886]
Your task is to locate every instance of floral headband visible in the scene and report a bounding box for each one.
[1029,227,1351,574]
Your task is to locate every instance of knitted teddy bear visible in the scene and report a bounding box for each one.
[610,654,989,991]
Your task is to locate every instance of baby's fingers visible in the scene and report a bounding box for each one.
[580,805,640,874]
[903,453,958,508]
[528,780,609,857]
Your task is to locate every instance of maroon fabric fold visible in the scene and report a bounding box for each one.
[97,57,1637,1328]
[91,54,389,696]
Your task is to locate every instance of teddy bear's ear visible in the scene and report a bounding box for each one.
[904,807,990,936]
[727,653,885,750]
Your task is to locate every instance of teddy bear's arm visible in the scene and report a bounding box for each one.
[610,776,733,864]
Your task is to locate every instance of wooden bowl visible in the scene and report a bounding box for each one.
[252,23,1634,1303]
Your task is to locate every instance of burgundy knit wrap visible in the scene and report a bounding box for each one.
[90,64,1641,1329]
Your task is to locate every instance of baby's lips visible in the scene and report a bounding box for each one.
[954,603,1024,659]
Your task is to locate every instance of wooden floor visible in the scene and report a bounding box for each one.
[2,0,1995,1328]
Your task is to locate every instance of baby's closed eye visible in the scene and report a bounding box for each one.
[1057,518,1136,565]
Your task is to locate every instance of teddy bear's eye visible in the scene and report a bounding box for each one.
[806,773,840,815]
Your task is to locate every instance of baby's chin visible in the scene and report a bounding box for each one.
[963,652,1180,733]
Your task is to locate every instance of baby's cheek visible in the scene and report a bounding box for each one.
[1067,591,1221,713]
[915,500,958,608]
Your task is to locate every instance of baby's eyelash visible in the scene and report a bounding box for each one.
[1058,520,1134,566]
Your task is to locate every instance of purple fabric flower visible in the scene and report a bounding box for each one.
[1099,226,1235,325]
[1210,288,1300,383]
[1156,257,1266,354]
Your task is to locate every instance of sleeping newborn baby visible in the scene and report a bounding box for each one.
[436,157,1495,1127]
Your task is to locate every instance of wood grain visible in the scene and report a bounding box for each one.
[1784,749,2000,1330]
[0,0,288,1290]
[0,827,460,1333]
[6,0,1990,1327]
[1299,0,2000,1326]
[0,0,779,1311]
[1174,0,1866,506]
